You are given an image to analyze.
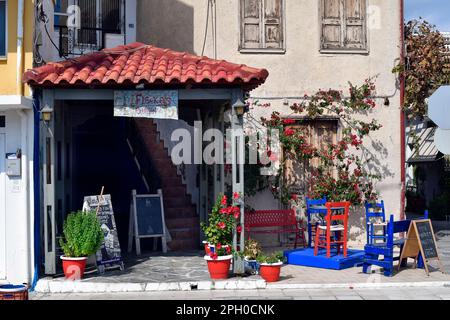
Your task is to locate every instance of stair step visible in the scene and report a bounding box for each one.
[168,239,201,251]
[164,196,193,208]
[165,207,196,218]
[164,187,188,198]
[166,217,200,229]
[169,227,200,240]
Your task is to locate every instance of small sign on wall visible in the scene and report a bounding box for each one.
[114,90,179,120]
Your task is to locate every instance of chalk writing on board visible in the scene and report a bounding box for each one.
[83,195,122,265]
[416,221,438,259]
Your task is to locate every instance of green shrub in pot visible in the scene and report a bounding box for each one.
[59,211,104,280]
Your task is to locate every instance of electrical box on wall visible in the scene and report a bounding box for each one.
[6,152,21,177]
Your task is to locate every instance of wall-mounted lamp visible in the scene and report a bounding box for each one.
[233,97,246,116]
[41,105,53,122]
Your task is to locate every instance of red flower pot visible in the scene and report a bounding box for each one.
[204,255,233,279]
[259,262,283,282]
[61,256,88,280]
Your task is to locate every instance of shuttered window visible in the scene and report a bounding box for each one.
[0,0,6,58]
[320,0,367,52]
[240,0,285,52]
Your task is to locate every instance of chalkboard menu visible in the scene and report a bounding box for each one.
[399,219,444,275]
[129,189,167,255]
[83,194,124,271]
[135,196,164,236]
[416,220,438,259]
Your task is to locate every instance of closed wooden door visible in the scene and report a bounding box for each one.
[284,120,338,199]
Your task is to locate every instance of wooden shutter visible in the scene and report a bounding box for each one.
[321,0,342,50]
[263,0,283,49]
[241,0,261,49]
[344,0,366,49]
[321,0,367,51]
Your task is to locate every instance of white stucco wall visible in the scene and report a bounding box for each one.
[137,0,403,246]
[0,108,34,284]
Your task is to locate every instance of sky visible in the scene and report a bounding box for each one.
[405,0,450,31]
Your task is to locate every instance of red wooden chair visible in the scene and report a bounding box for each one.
[314,201,350,258]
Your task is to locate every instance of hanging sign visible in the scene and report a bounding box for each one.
[398,219,445,276]
[114,90,179,120]
[83,193,124,273]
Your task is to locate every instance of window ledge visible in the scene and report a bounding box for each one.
[0,56,7,61]
[239,48,286,55]
[319,49,369,55]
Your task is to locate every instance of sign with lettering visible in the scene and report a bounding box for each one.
[114,90,178,120]
[399,219,444,275]
[83,194,124,273]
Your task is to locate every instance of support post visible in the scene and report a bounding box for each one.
[231,89,245,275]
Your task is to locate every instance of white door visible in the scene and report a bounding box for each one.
[0,134,6,279]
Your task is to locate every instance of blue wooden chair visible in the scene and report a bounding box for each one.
[363,211,429,277]
[362,214,410,277]
[305,196,327,248]
[364,200,387,245]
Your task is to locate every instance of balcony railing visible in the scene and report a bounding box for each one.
[58,25,121,57]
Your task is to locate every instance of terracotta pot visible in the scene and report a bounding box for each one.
[61,256,88,280]
[204,255,233,279]
[259,262,283,282]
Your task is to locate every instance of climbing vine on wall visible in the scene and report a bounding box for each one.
[258,80,383,206]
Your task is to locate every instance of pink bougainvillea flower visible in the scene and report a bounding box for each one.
[283,119,296,125]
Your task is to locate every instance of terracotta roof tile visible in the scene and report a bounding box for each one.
[24,43,269,89]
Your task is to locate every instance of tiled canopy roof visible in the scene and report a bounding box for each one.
[24,42,269,89]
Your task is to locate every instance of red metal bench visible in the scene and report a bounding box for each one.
[244,209,307,248]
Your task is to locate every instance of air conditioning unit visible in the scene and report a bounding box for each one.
[104,33,125,49]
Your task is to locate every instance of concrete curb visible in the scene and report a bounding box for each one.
[34,278,450,294]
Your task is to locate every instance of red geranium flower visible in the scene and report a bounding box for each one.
[226,246,231,254]
[217,222,226,229]
[284,128,295,136]
[221,195,228,206]
[209,252,218,260]
[233,192,240,200]
[216,243,222,250]
[237,225,242,233]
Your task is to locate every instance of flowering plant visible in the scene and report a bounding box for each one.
[261,80,382,206]
[201,193,242,259]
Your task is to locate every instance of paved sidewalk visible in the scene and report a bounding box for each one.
[31,286,450,300]
[34,232,450,293]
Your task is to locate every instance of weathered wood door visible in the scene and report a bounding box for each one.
[284,120,338,199]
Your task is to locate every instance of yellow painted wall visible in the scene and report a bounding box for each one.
[0,0,34,96]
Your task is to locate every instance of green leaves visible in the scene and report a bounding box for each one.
[59,211,104,258]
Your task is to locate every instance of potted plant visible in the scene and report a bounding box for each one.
[257,251,285,282]
[244,239,262,275]
[204,244,233,279]
[59,211,104,280]
[202,194,241,279]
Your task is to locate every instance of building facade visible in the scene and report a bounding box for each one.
[136,0,404,245]
[0,0,36,284]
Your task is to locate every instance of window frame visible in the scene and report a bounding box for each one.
[0,0,7,60]
[238,0,286,54]
[319,0,369,55]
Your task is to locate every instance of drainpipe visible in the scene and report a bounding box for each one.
[17,0,25,96]
[17,109,31,285]
[399,0,406,220]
